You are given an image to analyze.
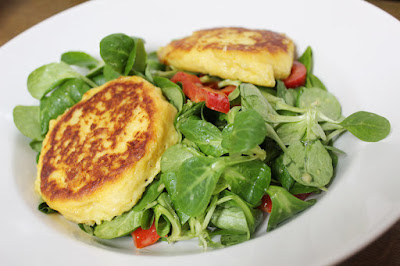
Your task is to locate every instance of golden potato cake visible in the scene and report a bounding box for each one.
[35,76,178,225]
[157,27,295,87]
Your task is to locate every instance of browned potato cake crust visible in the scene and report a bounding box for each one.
[36,76,178,224]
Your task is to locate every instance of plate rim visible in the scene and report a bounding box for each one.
[1,0,399,265]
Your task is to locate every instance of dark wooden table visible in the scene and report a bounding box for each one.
[1,0,399,265]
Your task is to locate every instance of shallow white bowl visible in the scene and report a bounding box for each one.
[1,0,399,265]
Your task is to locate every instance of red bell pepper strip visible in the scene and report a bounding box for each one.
[219,85,236,96]
[171,72,230,113]
[132,222,161,249]
[259,194,273,213]
[283,61,307,88]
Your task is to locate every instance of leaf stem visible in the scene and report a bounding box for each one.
[321,122,344,131]
[266,113,306,123]
[202,196,218,230]
[154,204,181,242]
[274,101,307,113]
[325,129,346,143]
[265,123,287,152]
[81,75,98,88]
[223,154,257,167]
[317,111,340,124]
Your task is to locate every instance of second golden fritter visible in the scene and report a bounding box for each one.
[158,27,295,87]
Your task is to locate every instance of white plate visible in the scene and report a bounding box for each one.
[1,0,399,265]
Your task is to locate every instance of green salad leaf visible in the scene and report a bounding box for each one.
[154,76,185,112]
[40,78,90,135]
[94,208,145,239]
[133,178,164,212]
[61,51,100,69]
[103,64,121,81]
[222,160,271,206]
[161,143,203,173]
[173,157,225,217]
[276,120,307,146]
[267,185,316,231]
[100,33,135,74]
[298,46,313,74]
[27,62,82,100]
[29,140,43,153]
[211,205,249,234]
[38,202,57,214]
[100,34,147,76]
[298,46,327,90]
[340,111,390,142]
[178,119,226,157]
[217,190,263,237]
[130,38,147,74]
[78,224,94,235]
[297,87,341,120]
[221,109,267,154]
[289,182,321,195]
[13,105,44,141]
[272,155,295,191]
[154,193,182,240]
[283,140,333,188]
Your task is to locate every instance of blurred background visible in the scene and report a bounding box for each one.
[1,0,400,46]
[0,0,399,265]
